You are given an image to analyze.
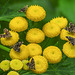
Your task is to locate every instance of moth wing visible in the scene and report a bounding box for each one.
[71,28,75,33]
[0,34,6,38]
[3,28,9,34]
[31,58,35,64]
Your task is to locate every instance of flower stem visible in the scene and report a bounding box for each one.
[0,45,10,52]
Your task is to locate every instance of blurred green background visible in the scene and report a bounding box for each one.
[0,0,75,75]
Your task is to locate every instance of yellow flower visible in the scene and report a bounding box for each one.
[29,55,48,74]
[27,43,42,57]
[10,59,23,71]
[22,60,29,70]
[0,60,10,71]
[7,71,19,75]
[43,46,62,64]
[60,29,75,41]
[50,17,68,29]
[1,31,19,46]
[9,17,28,32]
[26,5,46,22]
[26,28,45,43]
[43,22,60,38]
[63,42,75,58]
[9,44,29,60]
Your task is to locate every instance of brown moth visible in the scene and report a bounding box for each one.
[66,36,75,45]
[26,58,35,70]
[65,22,75,33]
[12,42,23,52]
[18,5,28,13]
[0,28,12,38]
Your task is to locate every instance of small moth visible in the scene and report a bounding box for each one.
[26,58,35,70]
[12,42,23,52]
[0,28,12,38]
[65,22,75,33]
[66,36,75,45]
[18,5,28,13]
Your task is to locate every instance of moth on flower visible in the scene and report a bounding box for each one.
[12,42,23,52]
[0,28,12,38]
[66,36,75,45]
[65,22,75,33]
[26,58,35,70]
[18,5,28,13]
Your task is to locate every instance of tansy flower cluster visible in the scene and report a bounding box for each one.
[0,5,75,75]
[0,56,48,74]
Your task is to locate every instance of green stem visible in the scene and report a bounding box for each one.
[0,45,10,52]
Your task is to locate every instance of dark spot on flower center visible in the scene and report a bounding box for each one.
[34,10,37,12]
[50,26,53,29]
[37,61,40,64]
[17,21,19,24]
[32,48,35,50]
[52,52,54,54]
[5,64,7,65]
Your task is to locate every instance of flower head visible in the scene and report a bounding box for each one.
[26,28,45,43]
[63,42,75,58]
[43,22,60,38]
[9,17,28,32]
[50,17,68,29]
[43,46,62,64]
[26,5,46,22]
[1,31,19,46]
[60,29,75,41]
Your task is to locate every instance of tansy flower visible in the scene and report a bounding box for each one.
[9,44,29,60]
[10,59,23,71]
[1,31,19,46]
[22,60,29,70]
[29,55,48,74]
[0,60,10,71]
[7,71,19,75]
[27,43,42,57]
[43,22,60,38]
[63,42,75,58]
[26,28,45,43]
[26,5,46,22]
[9,17,28,32]
[43,46,62,64]
[50,17,68,29]
[60,29,75,41]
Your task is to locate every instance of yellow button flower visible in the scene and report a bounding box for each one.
[50,17,68,29]
[22,60,29,70]
[43,22,60,38]
[1,31,19,46]
[29,55,48,74]
[9,17,28,32]
[0,60,10,71]
[43,46,62,64]
[27,43,42,57]
[26,5,46,22]
[63,42,75,58]
[26,28,45,43]
[7,71,19,75]
[9,44,29,60]
[60,29,75,41]
[10,59,23,71]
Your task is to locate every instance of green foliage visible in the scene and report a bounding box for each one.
[0,0,75,75]
[59,0,75,23]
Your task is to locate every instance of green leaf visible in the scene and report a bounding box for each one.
[59,0,75,23]
[0,24,1,29]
